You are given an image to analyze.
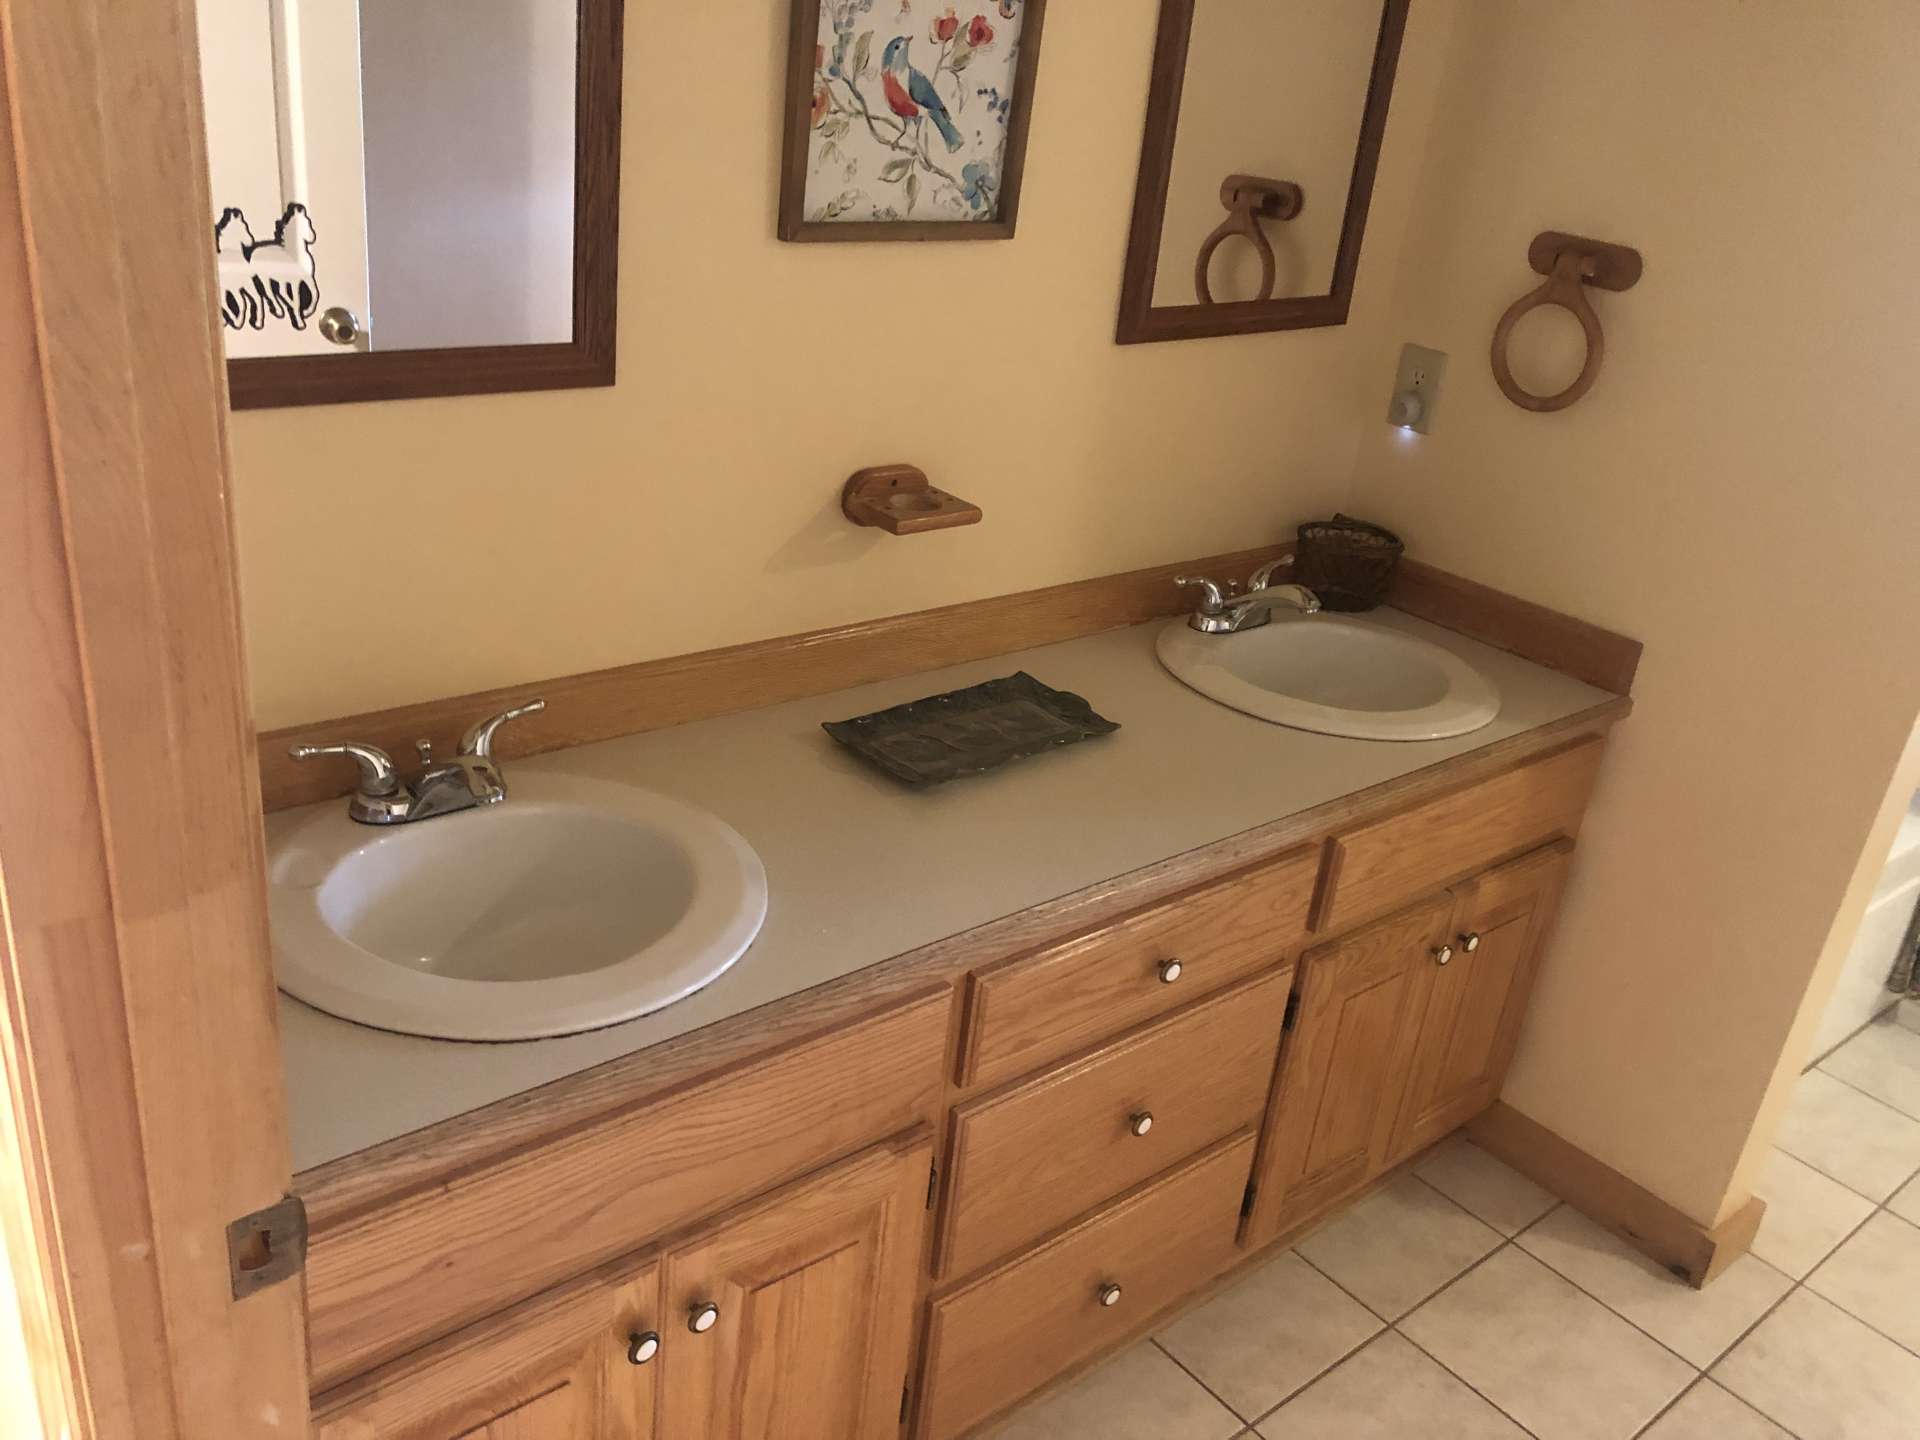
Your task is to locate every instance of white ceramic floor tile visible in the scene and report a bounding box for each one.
[1748,1146,1876,1278]
[1295,1173,1503,1320]
[1891,1170,1920,1225]
[1155,1250,1382,1420]
[1713,1288,1920,1439]
[1398,1247,1693,1440]
[1820,1016,1920,1120]
[1637,1379,1792,1439]
[1805,1208,1920,1355]
[1256,1331,1525,1440]
[1414,1137,1559,1237]
[1516,1204,1792,1367]
[984,1342,1242,1440]
[1773,1068,1920,1200]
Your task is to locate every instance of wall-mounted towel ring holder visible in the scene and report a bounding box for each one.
[1194,175,1304,305]
[1491,231,1643,412]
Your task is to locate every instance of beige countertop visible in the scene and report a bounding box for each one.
[278,610,1614,1172]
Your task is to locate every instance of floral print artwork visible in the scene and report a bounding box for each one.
[806,0,1029,224]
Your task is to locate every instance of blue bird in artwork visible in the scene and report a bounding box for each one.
[880,36,963,152]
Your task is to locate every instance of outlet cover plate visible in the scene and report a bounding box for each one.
[1389,342,1448,434]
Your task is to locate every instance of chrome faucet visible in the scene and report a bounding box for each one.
[1175,558,1322,634]
[289,699,546,825]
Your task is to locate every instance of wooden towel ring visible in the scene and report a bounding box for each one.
[1194,175,1303,305]
[1490,231,1643,412]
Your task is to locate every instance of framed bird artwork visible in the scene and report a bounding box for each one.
[779,0,1047,241]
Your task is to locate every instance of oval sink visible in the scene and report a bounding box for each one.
[1157,613,1500,741]
[268,772,767,1040]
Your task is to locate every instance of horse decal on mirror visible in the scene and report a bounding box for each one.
[214,203,320,332]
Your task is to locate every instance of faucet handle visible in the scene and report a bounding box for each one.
[460,698,546,761]
[288,741,401,797]
[1246,552,1297,591]
[1175,575,1229,614]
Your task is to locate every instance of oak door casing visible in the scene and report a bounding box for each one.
[1244,895,1451,1246]
[1388,844,1573,1163]
[311,1257,660,1440]
[657,1130,933,1440]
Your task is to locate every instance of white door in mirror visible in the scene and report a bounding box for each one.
[268,772,768,1041]
[1156,614,1500,741]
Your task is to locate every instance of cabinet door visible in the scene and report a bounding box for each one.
[312,1257,660,1440]
[1244,896,1451,1246]
[659,1129,933,1440]
[1389,842,1573,1162]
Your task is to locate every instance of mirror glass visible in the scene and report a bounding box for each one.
[196,0,580,359]
[1152,0,1381,307]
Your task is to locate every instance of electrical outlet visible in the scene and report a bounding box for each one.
[1387,342,1448,434]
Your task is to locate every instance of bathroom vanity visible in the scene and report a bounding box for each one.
[283,606,1627,1440]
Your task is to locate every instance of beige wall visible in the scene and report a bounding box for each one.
[1348,0,1920,1223]
[228,0,1453,729]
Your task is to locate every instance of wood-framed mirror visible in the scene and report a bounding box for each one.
[1116,0,1410,344]
[199,0,625,409]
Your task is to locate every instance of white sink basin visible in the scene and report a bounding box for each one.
[1157,613,1500,741]
[268,772,767,1040]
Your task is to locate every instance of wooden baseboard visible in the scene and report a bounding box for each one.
[1467,1101,1764,1288]
[257,549,1642,814]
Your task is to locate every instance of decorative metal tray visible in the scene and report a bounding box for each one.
[822,672,1120,788]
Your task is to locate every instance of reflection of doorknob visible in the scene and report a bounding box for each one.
[318,306,362,347]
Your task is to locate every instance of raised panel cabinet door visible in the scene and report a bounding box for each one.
[658,1129,935,1440]
[1388,842,1574,1163]
[1243,895,1452,1247]
[312,1257,661,1440]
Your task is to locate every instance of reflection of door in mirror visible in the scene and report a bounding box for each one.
[1154,0,1379,307]
[196,0,578,359]
[198,0,370,357]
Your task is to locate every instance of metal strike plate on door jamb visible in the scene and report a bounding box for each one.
[226,1192,308,1299]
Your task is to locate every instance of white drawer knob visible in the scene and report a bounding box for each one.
[1458,932,1482,953]
[1431,944,1454,967]
[1097,1282,1123,1308]
[688,1301,720,1334]
[1129,1111,1154,1137]
[626,1331,660,1365]
[1158,958,1183,984]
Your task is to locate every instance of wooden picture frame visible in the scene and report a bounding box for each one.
[777,0,1048,242]
[227,0,625,409]
[1115,0,1410,344]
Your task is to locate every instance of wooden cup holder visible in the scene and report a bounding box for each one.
[841,466,983,536]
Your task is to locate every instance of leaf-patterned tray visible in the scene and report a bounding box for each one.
[822,672,1120,788]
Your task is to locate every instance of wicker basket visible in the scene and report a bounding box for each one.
[1293,515,1404,612]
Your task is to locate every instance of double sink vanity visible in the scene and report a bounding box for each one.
[270,579,1631,1439]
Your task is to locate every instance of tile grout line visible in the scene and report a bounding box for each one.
[1146,1334,1258,1429]
[1682,1141,1920,1438]
[1290,1226,1547,1440]
[1809,1062,1920,1126]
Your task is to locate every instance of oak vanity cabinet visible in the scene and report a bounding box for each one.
[1245,839,1578,1246]
[1389,841,1573,1160]
[313,1131,933,1440]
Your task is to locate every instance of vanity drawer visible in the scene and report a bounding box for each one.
[958,846,1316,1090]
[304,986,951,1390]
[938,966,1287,1280]
[917,1131,1255,1440]
[1314,738,1603,934]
